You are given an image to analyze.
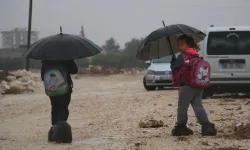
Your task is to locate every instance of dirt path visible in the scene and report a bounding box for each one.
[1,75,250,150]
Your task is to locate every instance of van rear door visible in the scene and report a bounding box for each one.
[205,31,250,80]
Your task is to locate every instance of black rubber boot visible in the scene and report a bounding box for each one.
[201,122,217,136]
[171,124,194,136]
[48,127,54,142]
[52,121,72,143]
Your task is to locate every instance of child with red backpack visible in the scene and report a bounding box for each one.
[171,35,217,136]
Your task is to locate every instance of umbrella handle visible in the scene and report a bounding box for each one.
[162,20,176,59]
[167,37,176,59]
[162,20,175,58]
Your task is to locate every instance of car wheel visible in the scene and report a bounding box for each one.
[202,88,214,99]
[143,76,156,91]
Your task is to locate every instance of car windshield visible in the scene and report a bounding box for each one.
[152,56,172,63]
[207,31,250,55]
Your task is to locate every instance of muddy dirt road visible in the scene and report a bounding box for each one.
[1,75,250,150]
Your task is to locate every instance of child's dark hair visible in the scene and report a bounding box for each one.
[178,34,198,49]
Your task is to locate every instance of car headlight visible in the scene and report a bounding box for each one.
[147,70,154,75]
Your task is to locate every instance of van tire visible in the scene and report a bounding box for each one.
[143,76,156,91]
[202,88,214,99]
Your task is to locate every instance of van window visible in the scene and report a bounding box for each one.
[152,56,172,63]
[207,31,250,55]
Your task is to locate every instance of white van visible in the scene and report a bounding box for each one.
[199,26,250,98]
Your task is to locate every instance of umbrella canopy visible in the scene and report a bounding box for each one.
[136,24,206,60]
[23,33,102,60]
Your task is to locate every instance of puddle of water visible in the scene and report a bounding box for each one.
[73,137,110,145]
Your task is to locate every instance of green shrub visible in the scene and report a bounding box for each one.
[91,51,146,69]
[75,58,89,68]
[0,37,146,70]
[0,57,90,71]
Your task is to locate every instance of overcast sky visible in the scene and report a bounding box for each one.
[0,0,249,48]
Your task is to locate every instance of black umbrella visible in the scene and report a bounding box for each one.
[136,22,206,60]
[23,27,102,60]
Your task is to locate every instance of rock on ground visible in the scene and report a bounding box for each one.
[0,70,38,95]
[78,66,145,75]
[139,116,164,128]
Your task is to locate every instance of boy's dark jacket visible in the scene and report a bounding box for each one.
[170,48,198,86]
[41,60,78,90]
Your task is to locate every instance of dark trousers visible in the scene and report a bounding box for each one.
[50,92,71,125]
[176,85,209,125]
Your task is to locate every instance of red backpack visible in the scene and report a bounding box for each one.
[172,53,211,88]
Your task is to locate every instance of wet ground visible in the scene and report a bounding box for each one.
[1,75,250,150]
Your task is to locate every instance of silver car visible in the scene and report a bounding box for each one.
[143,56,173,91]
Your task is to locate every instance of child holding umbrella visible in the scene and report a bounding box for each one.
[171,35,217,136]
[41,60,78,143]
[136,23,217,137]
[23,28,102,143]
